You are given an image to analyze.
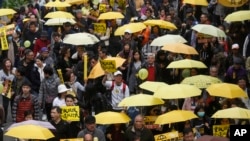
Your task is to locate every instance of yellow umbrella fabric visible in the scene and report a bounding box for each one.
[192,24,226,38]
[95,111,131,124]
[118,94,164,107]
[139,81,168,92]
[45,18,76,26]
[162,43,198,55]
[45,0,71,7]
[155,110,198,125]
[181,75,222,88]
[66,0,86,5]
[88,62,105,79]
[0,9,16,17]
[104,57,126,68]
[98,12,124,20]
[150,34,187,46]
[154,84,201,99]
[218,0,248,7]
[183,0,208,6]
[45,11,75,19]
[63,32,100,45]
[5,125,54,140]
[212,107,250,119]
[206,83,248,99]
[166,59,207,69]
[224,10,250,22]
[114,22,146,36]
[143,19,177,30]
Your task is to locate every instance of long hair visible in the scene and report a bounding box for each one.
[2,58,13,76]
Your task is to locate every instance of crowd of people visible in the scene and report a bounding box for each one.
[0,0,250,141]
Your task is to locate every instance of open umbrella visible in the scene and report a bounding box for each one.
[118,94,164,107]
[143,19,177,30]
[212,107,250,119]
[66,0,86,5]
[139,81,168,92]
[7,120,55,130]
[104,57,126,68]
[5,125,54,140]
[114,22,146,36]
[206,83,247,99]
[155,110,198,125]
[224,10,250,22]
[95,111,131,124]
[166,59,207,69]
[45,11,75,19]
[218,0,248,7]
[150,34,187,46]
[162,43,198,55]
[154,84,201,99]
[196,135,229,141]
[98,12,124,20]
[183,0,208,6]
[63,32,100,45]
[45,18,76,26]
[0,9,16,17]
[181,75,222,89]
[192,24,226,38]
[45,0,71,7]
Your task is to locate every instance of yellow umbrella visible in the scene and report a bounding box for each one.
[45,18,76,26]
[154,84,201,99]
[45,0,71,7]
[150,34,187,46]
[206,83,248,99]
[98,12,124,20]
[143,19,177,30]
[224,10,250,22]
[166,59,207,69]
[114,22,146,36]
[192,24,226,38]
[183,0,208,6]
[5,125,54,140]
[162,43,198,55]
[45,11,75,19]
[155,110,198,125]
[118,93,164,107]
[66,0,86,5]
[218,0,248,7]
[212,107,250,119]
[88,62,105,79]
[181,75,222,89]
[104,57,126,68]
[95,111,131,124]
[139,81,168,92]
[0,9,16,17]
[63,33,100,45]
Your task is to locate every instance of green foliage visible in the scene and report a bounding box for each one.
[3,0,30,9]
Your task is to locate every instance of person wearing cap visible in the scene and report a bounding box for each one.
[77,115,105,141]
[120,29,136,51]
[33,30,51,57]
[39,46,55,68]
[12,80,40,123]
[52,84,69,107]
[102,70,129,112]
[225,43,244,70]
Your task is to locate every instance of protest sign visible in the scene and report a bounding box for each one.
[93,23,106,33]
[99,4,106,13]
[213,124,230,137]
[61,106,80,121]
[0,27,9,50]
[100,59,116,72]
[154,131,179,141]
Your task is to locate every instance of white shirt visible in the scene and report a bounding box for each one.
[52,97,66,107]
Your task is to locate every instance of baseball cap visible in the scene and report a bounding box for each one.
[114,70,122,76]
[124,29,131,34]
[232,43,239,49]
[40,47,49,53]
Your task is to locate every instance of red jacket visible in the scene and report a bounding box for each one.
[33,39,50,57]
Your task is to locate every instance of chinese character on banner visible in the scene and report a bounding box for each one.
[99,4,106,13]
[0,27,9,50]
[93,23,106,34]
[61,106,80,121]
[100,59,116,72]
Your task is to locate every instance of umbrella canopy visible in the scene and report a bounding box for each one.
[45,0,71,7]
[218,0,248,7]
[196,135,229,141]
[155,110,198,125]
[139,81,168,92]
[88,62,105,79]
[143,19,177,30]
[98,12,124,20]
[118,94,164,107]
[0,9,16,17]
[63,32,100,45]
[181,75,222,89]
[45,18,76,26]
[183,0,208,6]
[45,11,75,19]
[166,59,207,69]
[5,125,54,140]
[95,111,131,124]
[7,120,56,130]
[154,84,201,99]
[114,22,146,36]
[66,0,86,5]
[192,24,226,38]
[162,43,198,55]
[104,57,126,68]
[224,10,250,22]
[150,34,187,46]
[212,107,250,119]
[206,83,247,99]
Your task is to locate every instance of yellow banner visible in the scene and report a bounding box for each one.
[213,124,229,137]
[0,24,14,35]
[0,27,9,50]
[99,4,106,13]
[144,116,158,123]
[61,106,80,121]
[93,23,106,33]
[60,138,82,141]
[56,69,64,84]
[100,60,116,72]
[154,131,179,141]
[110,0,115,7]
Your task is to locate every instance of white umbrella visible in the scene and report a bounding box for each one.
[191,24,226,38]
[63,32,100,45]
[45,18,76,26]
[150,34,187,46]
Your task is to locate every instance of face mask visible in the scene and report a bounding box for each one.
[197,111,205,117]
